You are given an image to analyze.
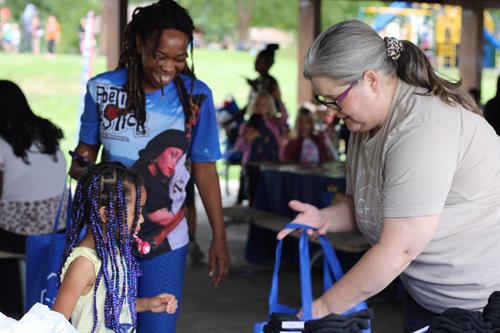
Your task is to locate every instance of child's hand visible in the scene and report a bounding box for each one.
[148,293,178,314]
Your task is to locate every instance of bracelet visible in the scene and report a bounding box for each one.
[68,150,90,167]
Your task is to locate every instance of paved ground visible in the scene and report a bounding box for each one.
[177,180,404,332]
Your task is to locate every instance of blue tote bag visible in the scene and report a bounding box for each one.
[254,222,371,333]
[25,179,72,311]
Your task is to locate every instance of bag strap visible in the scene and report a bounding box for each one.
[319,234,369,314]
[319,235,345,283]
[66,178,73,228]
[270,223,368,320]
[269,222,316,320]
[298,225,313,320]
[51,176,68,234]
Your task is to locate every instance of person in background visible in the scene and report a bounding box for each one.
[246,43,288,123]
[484,75,500,135]
[216,97,246,204]
[45,15,61,57]
[283,107,332,165]
[78,17,86,54]
[31,14,41,55]
[0,80,66,318]
[235,91,282,206]
[19,3,36,52]
[239,44,288,204]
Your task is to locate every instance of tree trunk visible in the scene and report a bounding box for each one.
[237,0,255,49]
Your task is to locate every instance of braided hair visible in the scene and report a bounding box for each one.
[118,0,197,135]
[59,162,143,333]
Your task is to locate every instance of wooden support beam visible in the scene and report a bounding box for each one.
[298,0,321,106]
[459,3,484,91]
[102,0,128,71]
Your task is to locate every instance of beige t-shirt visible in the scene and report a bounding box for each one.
[346,79,500,313]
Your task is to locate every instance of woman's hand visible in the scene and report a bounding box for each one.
[297,297,331,319]
[68,143,100,180]
[146,293,178,314]
[192,161,231,288]
[208,237,230,288]
[311,297,331,318]
[277,200,330,240]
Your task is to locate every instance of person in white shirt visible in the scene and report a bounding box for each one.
[0,80,67,317]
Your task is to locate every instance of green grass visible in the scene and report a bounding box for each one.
[0,50,497,177]
[0,50,297,171]
[0,53,107,163]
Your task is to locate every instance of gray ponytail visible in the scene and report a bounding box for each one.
[304,19,482,116]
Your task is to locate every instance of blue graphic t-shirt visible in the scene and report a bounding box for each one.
[79,69,221,257]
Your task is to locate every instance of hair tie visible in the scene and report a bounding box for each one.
[384,37,403,61]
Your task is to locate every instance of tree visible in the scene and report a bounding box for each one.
[250,0,297,31]
[179,0,238,43]
[237,0,255,48]
[322,1,385,30]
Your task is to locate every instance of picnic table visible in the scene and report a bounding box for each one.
[222,162,369,265]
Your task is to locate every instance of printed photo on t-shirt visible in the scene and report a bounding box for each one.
[132,129,190,255]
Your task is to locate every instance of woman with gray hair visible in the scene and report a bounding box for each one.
[278,19,500,332]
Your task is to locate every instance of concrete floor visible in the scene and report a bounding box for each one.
[177,180,404,333]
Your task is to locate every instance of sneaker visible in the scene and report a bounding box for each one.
[188,240,204,264]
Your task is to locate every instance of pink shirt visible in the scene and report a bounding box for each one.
[235,119,282,166]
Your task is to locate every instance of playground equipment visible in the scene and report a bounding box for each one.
[484,11,500,68]
[434,5,461,67]
[363,2,500,68]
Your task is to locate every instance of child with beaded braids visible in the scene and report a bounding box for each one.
[53,162,177,333]
[69,0,229,331]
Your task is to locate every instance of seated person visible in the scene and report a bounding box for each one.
[0,80,67,317]
[216,96,243,163]
[284,107,332,165]
[235,91,283,205]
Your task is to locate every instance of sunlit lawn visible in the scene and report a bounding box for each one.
[0,50,497,178]
[0,49,297,177]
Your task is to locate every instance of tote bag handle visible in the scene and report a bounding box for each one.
[269,222,369,321]
[268,222,317,320]
[51,180,66,233]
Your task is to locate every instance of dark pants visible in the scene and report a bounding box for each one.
[403,289,439,333]
[245,164,260,207]
[47,40,56,53]
[0,228,26,318]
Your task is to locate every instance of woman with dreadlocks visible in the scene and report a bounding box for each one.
[68,0,229,331]
[53,162,178,333]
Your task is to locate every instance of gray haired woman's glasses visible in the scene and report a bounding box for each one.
[315,81,357,112]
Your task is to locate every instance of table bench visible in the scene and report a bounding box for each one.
[223,205,370,253]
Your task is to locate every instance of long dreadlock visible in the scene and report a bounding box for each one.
[118,0,197,135]
[59,162,143,333]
